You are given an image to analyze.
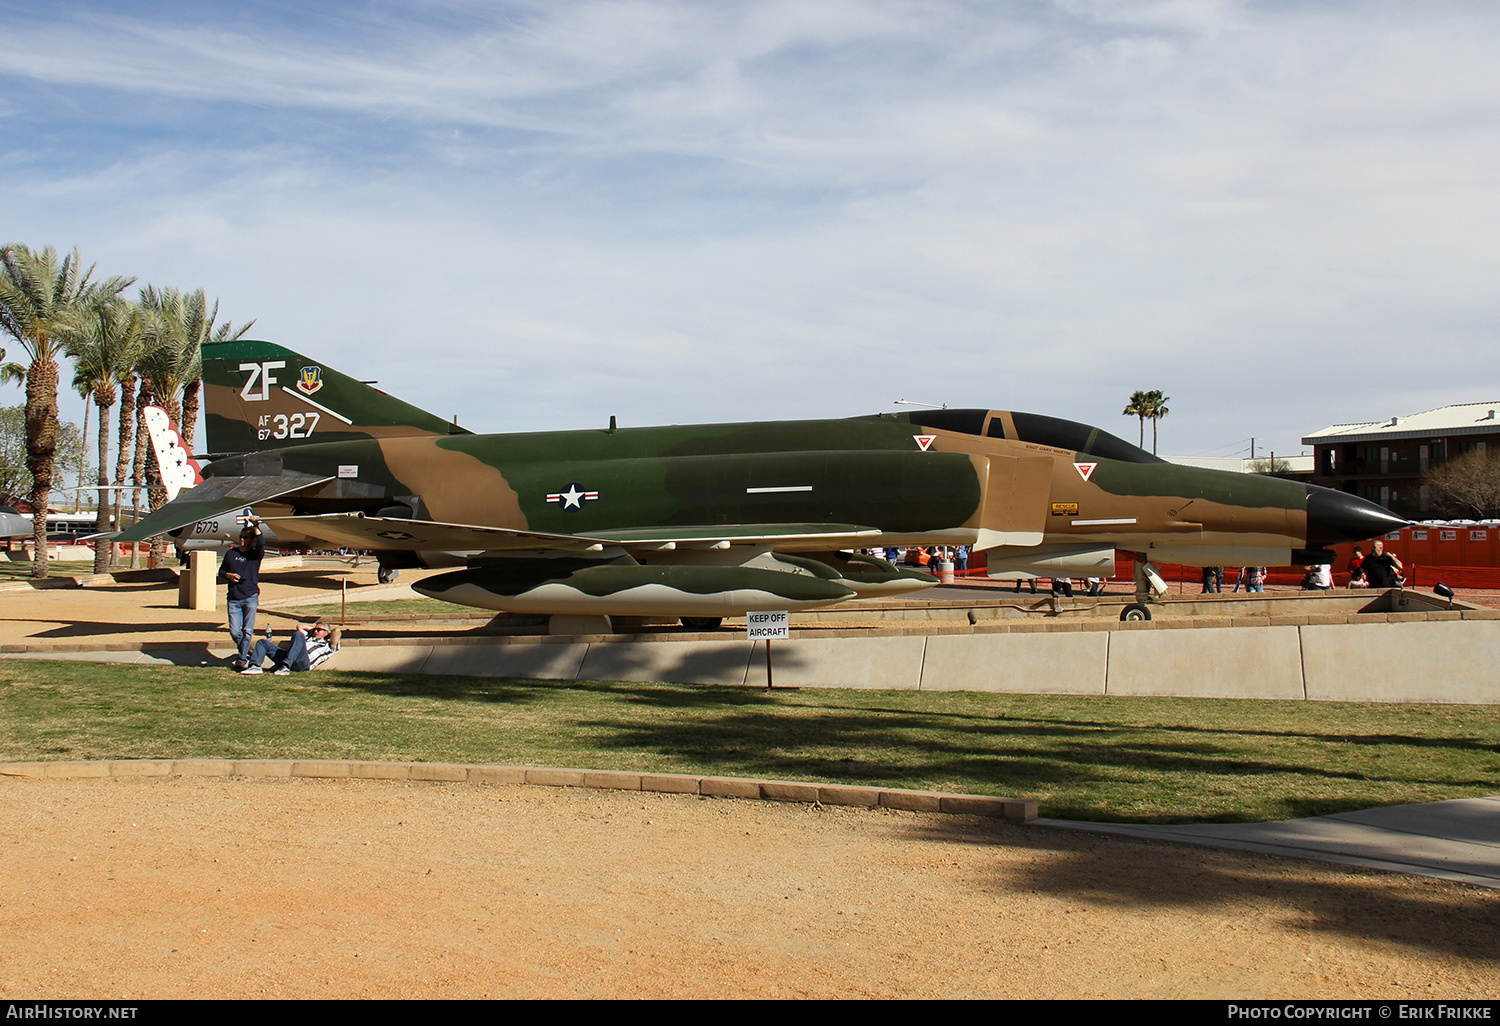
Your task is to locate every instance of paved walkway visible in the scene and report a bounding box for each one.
[1042,796,1500,889]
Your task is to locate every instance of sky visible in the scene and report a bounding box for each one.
[4,0,1499,461]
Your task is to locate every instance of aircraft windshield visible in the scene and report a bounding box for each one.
[906,408,1164,464]
[1004,412,1164,464]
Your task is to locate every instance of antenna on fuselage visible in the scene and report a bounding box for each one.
[893,399,948,410]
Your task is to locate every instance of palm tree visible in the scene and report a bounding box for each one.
[1143,389,1170,455]
[113,365,139,566]
[140,286,254,451]
[1122,390,1150,449]
[65,296,151,571]
[0,244,130,578]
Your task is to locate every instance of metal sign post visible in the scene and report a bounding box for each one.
[747,610,793,690]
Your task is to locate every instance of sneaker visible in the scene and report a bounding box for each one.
[239,665,264,675]
[228,659,246,671]
[272,666,291,676]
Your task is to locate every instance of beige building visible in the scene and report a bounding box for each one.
[1303,402,1500,519]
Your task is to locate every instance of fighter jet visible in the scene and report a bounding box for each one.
[118,340,1408,630]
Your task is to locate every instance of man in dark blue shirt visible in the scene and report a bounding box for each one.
[218,519,265,669]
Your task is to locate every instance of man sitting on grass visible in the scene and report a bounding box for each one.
[240,621,341,676]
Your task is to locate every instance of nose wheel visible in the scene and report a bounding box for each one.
[1120,603,1153,622]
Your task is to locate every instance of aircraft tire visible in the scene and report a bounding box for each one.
[680,617,724,630]
[378,567,399,584]
[1120,603,1152,622]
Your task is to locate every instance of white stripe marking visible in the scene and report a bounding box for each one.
[1072,517,1138,526]
[279,386,354,424]
[746,485,813,494]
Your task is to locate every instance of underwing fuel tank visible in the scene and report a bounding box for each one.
[776,552,938,598]
[415,561,858,616]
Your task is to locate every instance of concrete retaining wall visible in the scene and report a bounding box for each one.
[21,614,1495,705]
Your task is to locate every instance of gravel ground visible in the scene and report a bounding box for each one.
[2,777,1497,1000]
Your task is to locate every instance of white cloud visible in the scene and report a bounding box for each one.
[3,1,1499,456]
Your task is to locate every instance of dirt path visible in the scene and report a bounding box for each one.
[2,777,1496,1000]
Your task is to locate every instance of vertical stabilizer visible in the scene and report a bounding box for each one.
[201,339,470,455]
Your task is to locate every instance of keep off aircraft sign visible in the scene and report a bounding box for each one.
[746,610,790,639]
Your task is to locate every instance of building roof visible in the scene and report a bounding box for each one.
[1302,402,1500,446]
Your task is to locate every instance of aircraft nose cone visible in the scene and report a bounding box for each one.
[1305,485,1410,546]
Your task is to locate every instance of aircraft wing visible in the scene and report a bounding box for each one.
[265,515,882,553]
[114,474,334,542]
[264,514,615,552]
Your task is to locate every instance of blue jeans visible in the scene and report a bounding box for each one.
[227,596,259,662]
[248,630,310,671]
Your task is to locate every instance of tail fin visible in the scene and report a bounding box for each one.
[143,406,204,501]
[201,339,470,455]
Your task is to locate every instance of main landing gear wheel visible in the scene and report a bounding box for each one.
[1120,603,1152,622]
[378,567,400,584]
[680,617,723,630]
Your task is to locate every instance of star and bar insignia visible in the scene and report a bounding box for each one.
[546,483,599,510]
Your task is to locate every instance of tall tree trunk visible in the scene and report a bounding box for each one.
[24,355,59,580]
[113,374,137,570]
[130,382,154,569]
[93,386,115,574]
[180,379,200,451]
[76,403,88,514]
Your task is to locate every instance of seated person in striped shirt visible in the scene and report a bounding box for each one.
[240,621,341,675]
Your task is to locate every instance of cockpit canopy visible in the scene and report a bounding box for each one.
[905,408,1165,465]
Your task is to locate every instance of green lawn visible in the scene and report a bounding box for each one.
[287,597,480,618]
[0,560,98,580]
[4,660,1496,822]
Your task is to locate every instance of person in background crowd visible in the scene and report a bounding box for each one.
[1363,539,1404,588]
[1302,563,1333,590]
[1236,566,1266,593]
[1347,546,1368,588]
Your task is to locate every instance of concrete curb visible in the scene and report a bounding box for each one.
[0,759,1039,822]
[7,614,1495,702]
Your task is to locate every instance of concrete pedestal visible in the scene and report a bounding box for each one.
[178,550,217,610]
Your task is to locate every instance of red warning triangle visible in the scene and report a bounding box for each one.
[914,435,936,451]
[1074,462,1098,482]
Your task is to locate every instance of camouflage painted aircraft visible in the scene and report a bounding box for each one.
[118,340,1407,628]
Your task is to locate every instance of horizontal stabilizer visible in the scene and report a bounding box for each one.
[115,474,333,542]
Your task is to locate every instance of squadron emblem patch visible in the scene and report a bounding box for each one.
[546,484,599,510]
[296,366,324,395]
